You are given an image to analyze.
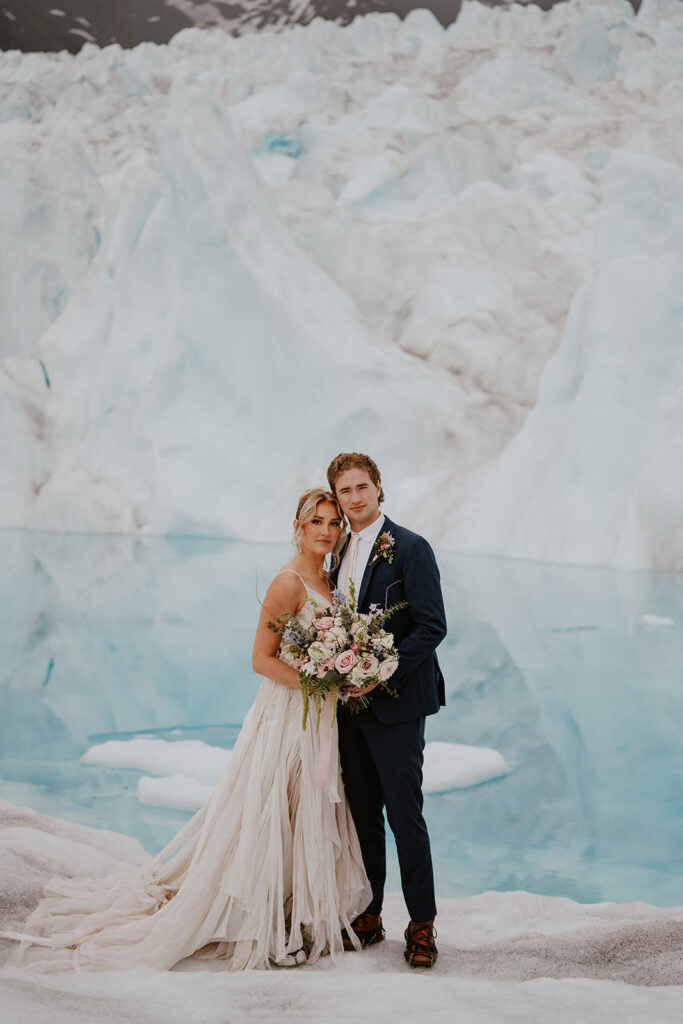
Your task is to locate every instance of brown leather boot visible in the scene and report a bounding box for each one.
[404,919,438,968]
[342,913,385,951]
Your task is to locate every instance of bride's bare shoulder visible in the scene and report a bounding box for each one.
[265,568,306,605]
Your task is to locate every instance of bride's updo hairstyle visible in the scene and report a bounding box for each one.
[293,487,347,568]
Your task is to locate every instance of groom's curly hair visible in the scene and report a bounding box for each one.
[326,452,385,504]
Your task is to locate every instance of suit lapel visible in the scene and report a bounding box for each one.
[357,515,395,610]
[357,547,377,610]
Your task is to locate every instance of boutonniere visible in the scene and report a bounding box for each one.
[370,531,395,566]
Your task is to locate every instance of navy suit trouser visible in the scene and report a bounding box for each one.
[338,710,437,923]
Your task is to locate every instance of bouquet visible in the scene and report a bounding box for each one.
[272,582,405,730]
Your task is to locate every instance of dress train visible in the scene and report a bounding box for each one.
[9,587,370,972]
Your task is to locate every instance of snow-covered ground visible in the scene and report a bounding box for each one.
[1,0,682,568]
[1,802,682,1022]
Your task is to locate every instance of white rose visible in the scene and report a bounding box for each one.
[378,658,398,681]
[358,655,379,677]
[307,641,327,664]
[349,665,366,688]
[374,632,393,651]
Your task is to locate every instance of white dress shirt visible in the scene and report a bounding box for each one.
[338,513,386,604]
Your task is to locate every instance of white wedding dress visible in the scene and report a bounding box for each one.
[10,577,370,973]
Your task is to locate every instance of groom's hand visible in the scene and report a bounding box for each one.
[341,680,380,699]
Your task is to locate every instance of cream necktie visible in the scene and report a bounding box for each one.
[342,533,360,601]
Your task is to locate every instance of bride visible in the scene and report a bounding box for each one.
[9,488,371,972]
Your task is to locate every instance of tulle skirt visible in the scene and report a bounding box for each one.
[10,679,370,972]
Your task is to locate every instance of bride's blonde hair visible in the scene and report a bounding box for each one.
[293,487,347,569]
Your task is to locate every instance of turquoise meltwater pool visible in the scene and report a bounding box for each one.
[1,529,680,906]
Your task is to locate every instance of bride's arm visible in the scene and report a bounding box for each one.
[252,574,306,689]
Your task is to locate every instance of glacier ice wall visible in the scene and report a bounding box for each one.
[447,151,683,570]
[0,0,682,567]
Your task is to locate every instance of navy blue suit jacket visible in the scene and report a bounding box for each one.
[334,515,447,724]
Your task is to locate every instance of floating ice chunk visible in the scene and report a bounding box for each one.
[638,614,675,628]
[422,741,510,794]
[137,774,215,811]
[81,738,230,784]
[82,737,507,806]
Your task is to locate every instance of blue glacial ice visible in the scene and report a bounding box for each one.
[0,0,682,568]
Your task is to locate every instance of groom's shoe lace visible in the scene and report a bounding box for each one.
[404,919,438,968]
[342,913,385,951]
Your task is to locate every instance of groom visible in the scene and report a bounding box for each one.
[327,452,446,968]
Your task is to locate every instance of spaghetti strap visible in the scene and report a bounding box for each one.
[275,570,332,607]
[276,568,309,591]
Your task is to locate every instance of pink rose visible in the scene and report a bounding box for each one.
[335,650,357,674]
[351,644,360,654]
[317,617,334,631]
[378,658,398,681]
[359,655,379,676]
